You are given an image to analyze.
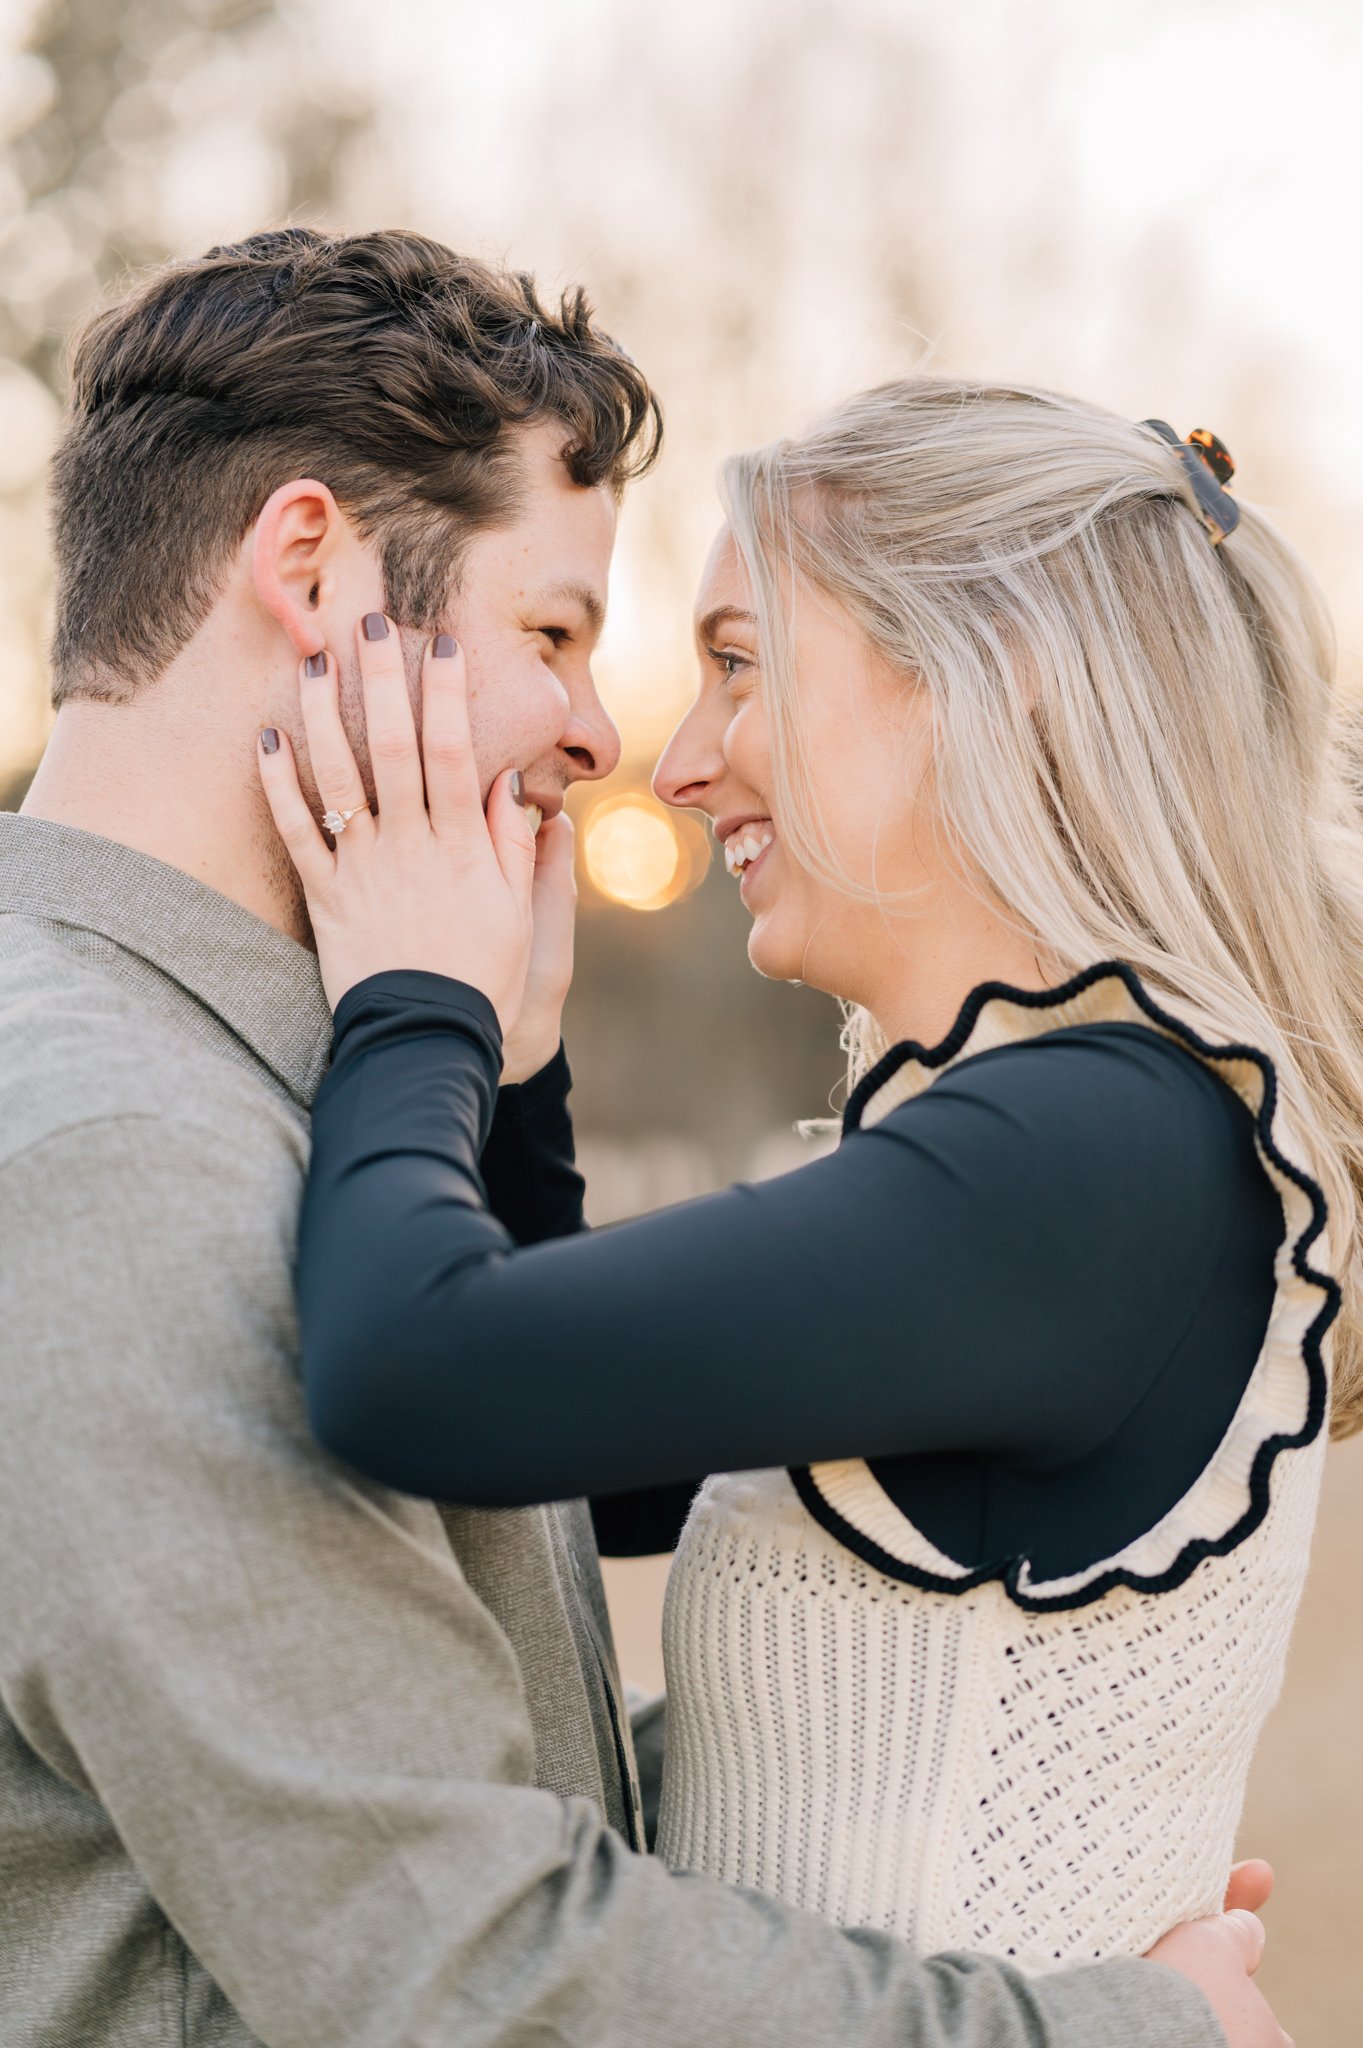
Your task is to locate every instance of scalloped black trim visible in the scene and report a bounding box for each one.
[803,958,1340,1615]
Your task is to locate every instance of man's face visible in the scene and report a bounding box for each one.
[310,421,622,825]
[450,422,623,817]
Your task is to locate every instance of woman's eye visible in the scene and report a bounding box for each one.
[538,626,571,649]
[713,649,753,687]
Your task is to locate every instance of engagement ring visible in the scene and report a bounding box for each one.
[322,807,363,836]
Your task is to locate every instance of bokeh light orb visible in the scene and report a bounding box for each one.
[582,795,691,912]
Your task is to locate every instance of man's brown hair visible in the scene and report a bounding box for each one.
[49,227,663,703]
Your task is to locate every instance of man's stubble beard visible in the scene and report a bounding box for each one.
[264,824,314,949]
[247,761,316,951]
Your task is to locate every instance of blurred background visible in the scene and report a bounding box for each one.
[0,0,1359,2033]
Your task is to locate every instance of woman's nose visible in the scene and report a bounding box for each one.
[653,703,722,811]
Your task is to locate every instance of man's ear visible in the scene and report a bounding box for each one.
[251,480,346,659]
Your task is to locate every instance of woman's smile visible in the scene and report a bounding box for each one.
[719,813,775,886]
[738,835,775,899]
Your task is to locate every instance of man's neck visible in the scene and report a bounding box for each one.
[22,688,310,948]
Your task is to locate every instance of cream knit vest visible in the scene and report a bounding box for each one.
[656,964,1339,1973]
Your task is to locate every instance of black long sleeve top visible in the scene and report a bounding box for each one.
[298,969,1284,1581]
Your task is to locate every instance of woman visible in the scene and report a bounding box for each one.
[258,380,1361,1972]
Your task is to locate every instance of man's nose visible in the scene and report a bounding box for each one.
[560,677,622,783]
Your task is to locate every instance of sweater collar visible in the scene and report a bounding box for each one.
[843,958,1150,1134]
[0,812,332,1109]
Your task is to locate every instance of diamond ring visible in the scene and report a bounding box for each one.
[322,807,363,836]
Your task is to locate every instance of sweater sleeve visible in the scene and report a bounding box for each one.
[480,1045,586,1247]
[299,970,1279,1511]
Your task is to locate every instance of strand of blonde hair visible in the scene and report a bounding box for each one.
[722,378,1363,1437]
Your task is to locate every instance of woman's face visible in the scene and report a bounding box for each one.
[653,528,939,1012]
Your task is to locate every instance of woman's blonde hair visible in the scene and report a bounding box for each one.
[721,377,1363,1439]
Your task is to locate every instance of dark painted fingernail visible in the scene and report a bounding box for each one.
[260,728,279,755]
[362,612,389,641]
[433,633,457,659]
[510,770,527,806]
[303,651,327,678]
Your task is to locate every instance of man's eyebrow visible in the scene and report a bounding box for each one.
[696,604,757,645]
[539,580,606,635]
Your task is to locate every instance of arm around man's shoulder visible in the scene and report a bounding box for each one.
[0,1111,1226,2048]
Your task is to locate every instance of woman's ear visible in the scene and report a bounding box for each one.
[251,480,344,659]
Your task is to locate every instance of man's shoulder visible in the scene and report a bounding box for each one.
[0,926,305,1374]
[0,912,300,1173]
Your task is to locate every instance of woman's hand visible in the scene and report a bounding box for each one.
[501,809,578,1083]
[258,619,537,1025]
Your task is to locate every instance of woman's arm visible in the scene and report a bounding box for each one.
[480,1044,700,1549]
[590,1483,702,1556]
[299,973,1278,1508]
[480,1044,586,1246]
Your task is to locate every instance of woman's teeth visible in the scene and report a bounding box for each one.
[724,827,774,877]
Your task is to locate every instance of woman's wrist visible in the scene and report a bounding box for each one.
[501,1031,566,1086]
[332,969,503,1052]
[497,1040,570,1101]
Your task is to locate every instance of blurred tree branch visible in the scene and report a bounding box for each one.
[0,0,376,800]
[1,0,373,397]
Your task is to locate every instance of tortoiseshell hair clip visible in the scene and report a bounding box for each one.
[1140,419,1240,545]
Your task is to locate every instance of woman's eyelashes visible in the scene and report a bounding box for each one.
[709,645,755,691]
[538,625,573,650]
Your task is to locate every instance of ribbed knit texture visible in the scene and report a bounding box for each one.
[656,968,1337,1973]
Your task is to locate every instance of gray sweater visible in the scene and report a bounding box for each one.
[0,811,1222,2048]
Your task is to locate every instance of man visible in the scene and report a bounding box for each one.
[0,227,1279,2046]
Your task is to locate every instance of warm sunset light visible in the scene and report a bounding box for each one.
[582,795,692,911]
